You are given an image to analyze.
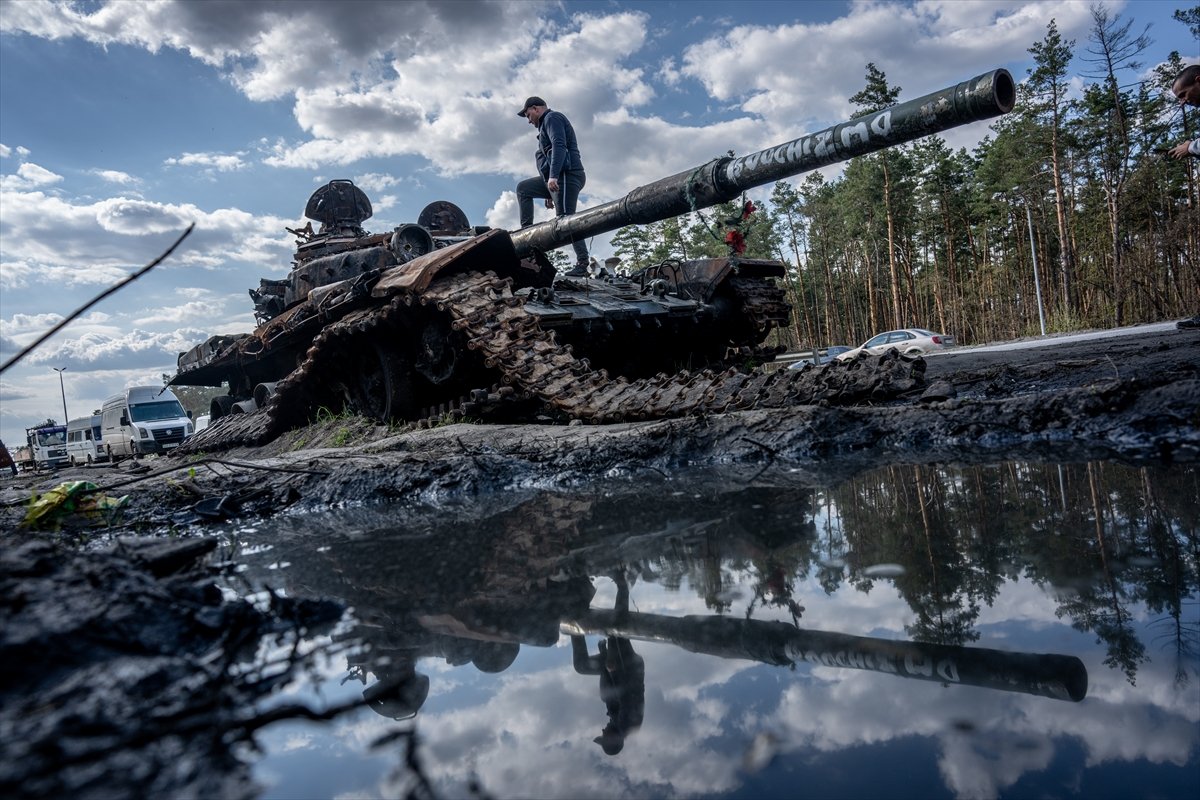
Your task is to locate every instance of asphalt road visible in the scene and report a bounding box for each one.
[927,319,1186,355]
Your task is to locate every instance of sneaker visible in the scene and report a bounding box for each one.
[564,264,589,278]
[1178,314,1200,330]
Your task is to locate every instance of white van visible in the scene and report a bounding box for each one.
[66,414,107,466]
[101,386,193,460]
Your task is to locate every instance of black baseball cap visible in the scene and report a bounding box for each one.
[517,96,546,117]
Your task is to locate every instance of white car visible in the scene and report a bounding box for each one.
[835,328,956,360]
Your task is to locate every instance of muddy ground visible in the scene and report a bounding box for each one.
[2,324,1197,528]
[1,324,1197,798]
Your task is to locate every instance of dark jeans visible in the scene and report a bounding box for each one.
[517,170,588,264]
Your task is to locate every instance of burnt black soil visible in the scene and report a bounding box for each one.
[0,538,344,799]
[1,324,1197,797]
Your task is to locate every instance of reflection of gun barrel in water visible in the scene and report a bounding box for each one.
[563,611,1087,702]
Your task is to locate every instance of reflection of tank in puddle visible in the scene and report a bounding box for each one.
[246,485,824,719]
[256,502,597,718]
[348,636,524,721]
[564,610,1088,702]
[241,487,1084,726]
[243,482,823,599]
[329,558,594,720]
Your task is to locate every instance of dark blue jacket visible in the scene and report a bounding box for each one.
[537,109,584,179]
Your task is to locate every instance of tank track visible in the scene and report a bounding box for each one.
[177,271,925,454]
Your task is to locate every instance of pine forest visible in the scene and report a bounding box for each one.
[608,10,1200,351]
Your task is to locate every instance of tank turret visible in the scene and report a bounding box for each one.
[173,69,1014,451]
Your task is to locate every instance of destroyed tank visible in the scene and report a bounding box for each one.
[173,69,1015,451]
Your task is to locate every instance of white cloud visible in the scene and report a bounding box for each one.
[352,173,404,193]
[95,6,645,189]
[0,1,551,97]
[1,311,65,337]
[0,188,294,284]
[486,189,549,231]
[657,57,681,88]
[0,259,40,291]
[95,197,198,235]
[678,1,1094,128]
[93,169,137,184]
[0,380,37,402]
[164,151,247,172]
[2,258,145,291]
[0,0,1088,218]
[1,299,228,362]
[138,299,226,325]
[19,326,212,370]
[937,728,1055,799]
[0,161,64,191]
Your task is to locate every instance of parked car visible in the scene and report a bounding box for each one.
[835,328,956,361]
[787,346,853,369]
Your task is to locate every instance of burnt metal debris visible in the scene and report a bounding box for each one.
[171,70,1015,453]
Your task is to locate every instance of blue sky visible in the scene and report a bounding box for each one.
[0,0,1195,447]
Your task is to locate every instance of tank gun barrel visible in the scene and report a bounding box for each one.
[511,68,1015,258]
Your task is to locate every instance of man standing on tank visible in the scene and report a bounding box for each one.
[516,96,590,277]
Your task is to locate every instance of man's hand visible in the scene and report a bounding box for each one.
[546,177,560,193]
[1169,140,1195,159]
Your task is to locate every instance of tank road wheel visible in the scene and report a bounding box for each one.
[210,395,236,421]
[339,342,415,422]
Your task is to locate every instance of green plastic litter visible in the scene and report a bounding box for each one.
[21,481,129,529]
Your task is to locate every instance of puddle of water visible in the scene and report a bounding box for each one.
[226,461,1200,799]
